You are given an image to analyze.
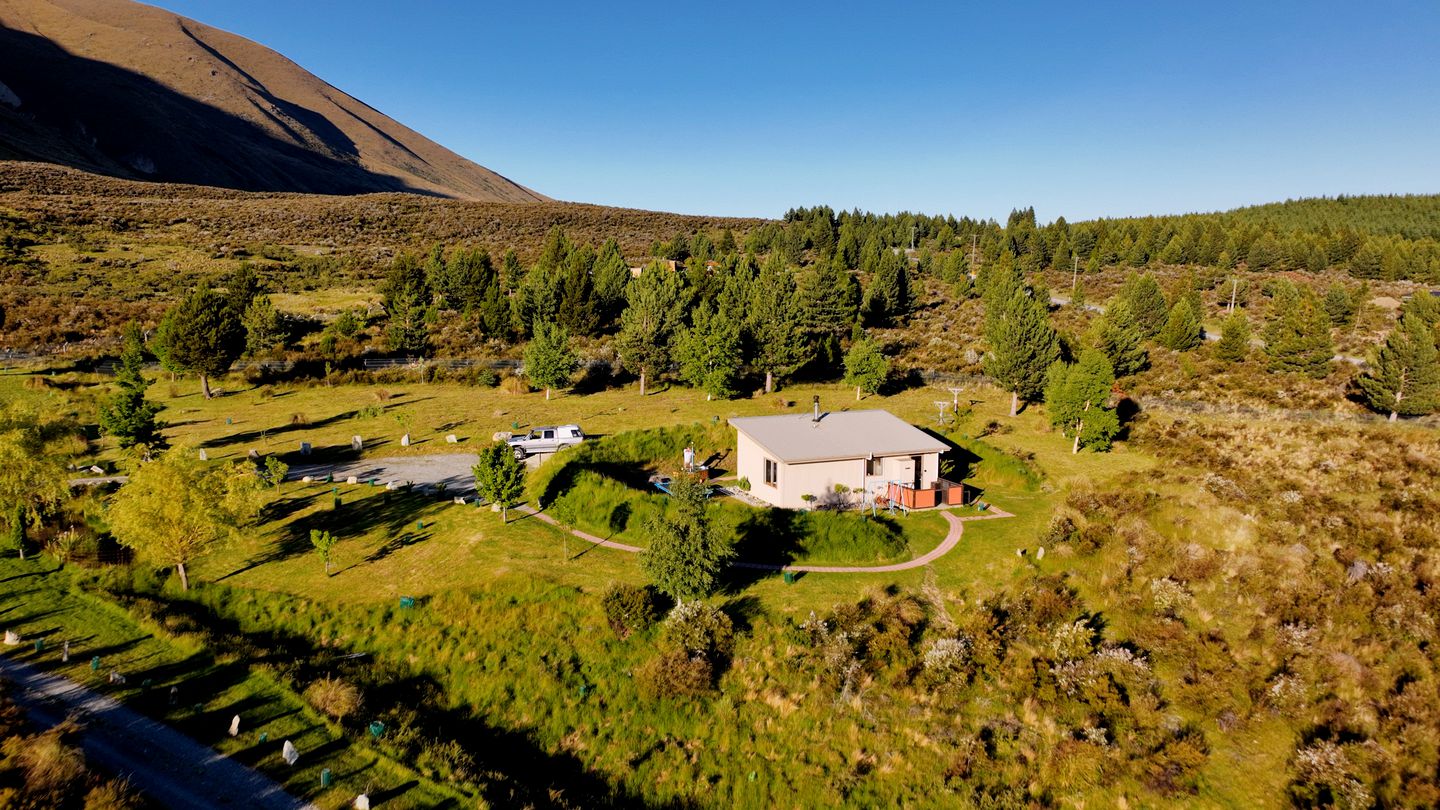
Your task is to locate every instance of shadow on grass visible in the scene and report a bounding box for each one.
[220,490,443,581]
[102,588,689,809]
[724,509,808,593]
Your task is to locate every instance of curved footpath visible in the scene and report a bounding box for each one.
[521,504,1015,573]
[286,454,1015,573]
[0,655,315,809]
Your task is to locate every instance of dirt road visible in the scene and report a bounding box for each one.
[0,655,315,810]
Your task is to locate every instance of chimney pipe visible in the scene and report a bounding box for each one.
[813,395,820,422]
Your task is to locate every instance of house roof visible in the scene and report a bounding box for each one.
[729,409,949,464]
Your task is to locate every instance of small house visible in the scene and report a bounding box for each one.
[729,408,963,510]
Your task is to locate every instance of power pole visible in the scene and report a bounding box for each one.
[1071,254,1079,294]
[1229,278,1238,313]
[969,234,978,271]
[910,226,917,251]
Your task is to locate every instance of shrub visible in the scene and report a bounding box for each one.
[636,648,714,698]
[83,779,142,810]
[601,583,663,638]
[661,601,734,662]
[303,675,363,721]
[1,725,87,805]
[1044,513,1079,546]
[921,636,973,689]
[1143,726,1210,796]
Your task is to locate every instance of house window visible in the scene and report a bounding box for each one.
[866,457,883,477]
[763,458,778,486]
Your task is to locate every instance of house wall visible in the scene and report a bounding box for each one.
[737,432,868,509]
[778,458,865,509]
[736,431,941,510]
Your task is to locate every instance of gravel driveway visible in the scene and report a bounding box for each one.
[0,655,315,809]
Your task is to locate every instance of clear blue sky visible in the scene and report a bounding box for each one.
[151,0,1440,221]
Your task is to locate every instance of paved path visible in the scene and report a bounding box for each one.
[0,655,315,809]
[516,503,1014,573]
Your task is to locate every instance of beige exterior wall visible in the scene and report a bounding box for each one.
[736,431,941,510]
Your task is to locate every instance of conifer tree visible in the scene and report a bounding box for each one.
[1214,312,1250,363]
[380,254,432,356]
[748,256,806,393]
[99,321,164,449]
[640,474,732,602]
[675,305,742,400]
[222,264,262,317]
[242,295,286,357]
[154,286,244,399]
[1265,294,1334,379]
[616,262,684,395]
[593,239,632,327]
[1117,272,1169,339]
[862,247,913,326]
[985,285,1061,416]
[796,260,860,341]
[556,243,600,336]
[1357,314,1440,420]
[1088,300,1149,377]
[472,441,527,523]
[1044,350,1119,453]
[1323,284,1357,326]
[843,331,889,400]
[1159,298,1204,351]
[523,321,579,400]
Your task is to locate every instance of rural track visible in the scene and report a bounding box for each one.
[0,654,316,810]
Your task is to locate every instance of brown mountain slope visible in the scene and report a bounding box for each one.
[0,0,545,201]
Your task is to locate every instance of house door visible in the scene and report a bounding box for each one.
[911,456,923,488]
[895,457,916,490]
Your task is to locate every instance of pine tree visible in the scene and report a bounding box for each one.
[1214,313,1250,363]
[99,321,164,449]
[985,285,1061,416]
[674,305,742,400]
[862,247,913,326]
[593,239,631,327]
[748,256,806,393]
[1357,314,1440,420]
[222,264,262,317]
[1323,284,1357,326]
[242,295,286,357]
[616,262,684,395]
[1088,300,1149,377]
[796,260,860,342]
[381,254,432,356]
[977,251,1022,306]
[1044,350,1118,453]
[556,243,601,336]
[1265,294,1334,379]
[640,475,732,602]
[1118,273,1168,339]
[843,332,889,400]
[523,321,579,399]
[154,286,244,398]
[1159,298,1204,351]
[472,442,527,523]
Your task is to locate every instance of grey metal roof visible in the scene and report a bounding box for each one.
[729,409,949,464]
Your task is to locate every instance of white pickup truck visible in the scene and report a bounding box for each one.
[506,424,585,459]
